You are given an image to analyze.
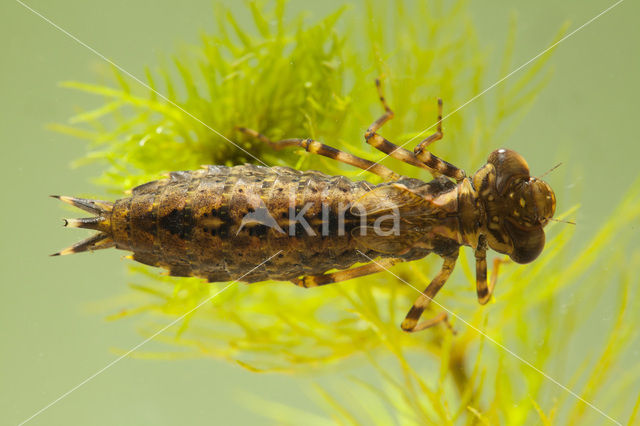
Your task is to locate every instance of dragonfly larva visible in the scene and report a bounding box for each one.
[53,80,556,332]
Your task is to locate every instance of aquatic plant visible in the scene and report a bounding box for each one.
[55,0,640,424]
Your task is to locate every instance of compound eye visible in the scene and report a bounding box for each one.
[488,149,530,194]
[504,219,545,264]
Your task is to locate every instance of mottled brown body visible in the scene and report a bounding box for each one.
[54,80,557,332]
[107,164,463,283]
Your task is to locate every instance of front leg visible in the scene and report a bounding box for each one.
[364,79,439,172]
[401,252,458,332]
[475,235,511,304]
[412,98,466,182]
[363,79,466,181]
[475,237,491,305]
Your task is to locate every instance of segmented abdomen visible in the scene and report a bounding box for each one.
[111,164,386,283]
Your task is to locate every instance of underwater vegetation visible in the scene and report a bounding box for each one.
[54,0,640,424]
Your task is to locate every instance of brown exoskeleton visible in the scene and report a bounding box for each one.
[53,80,556,332]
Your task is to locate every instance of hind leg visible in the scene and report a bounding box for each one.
[292,258,401,288]
[236,127,400,181]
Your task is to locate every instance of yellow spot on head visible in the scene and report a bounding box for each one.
[519,198,526,208]
[513,210,520,217]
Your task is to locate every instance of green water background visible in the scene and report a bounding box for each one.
[1,0,638,424]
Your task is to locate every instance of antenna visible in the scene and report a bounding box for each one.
[537,162,562,179]
[549,217,576,225]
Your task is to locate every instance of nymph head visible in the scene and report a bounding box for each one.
[476,149,556,264]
